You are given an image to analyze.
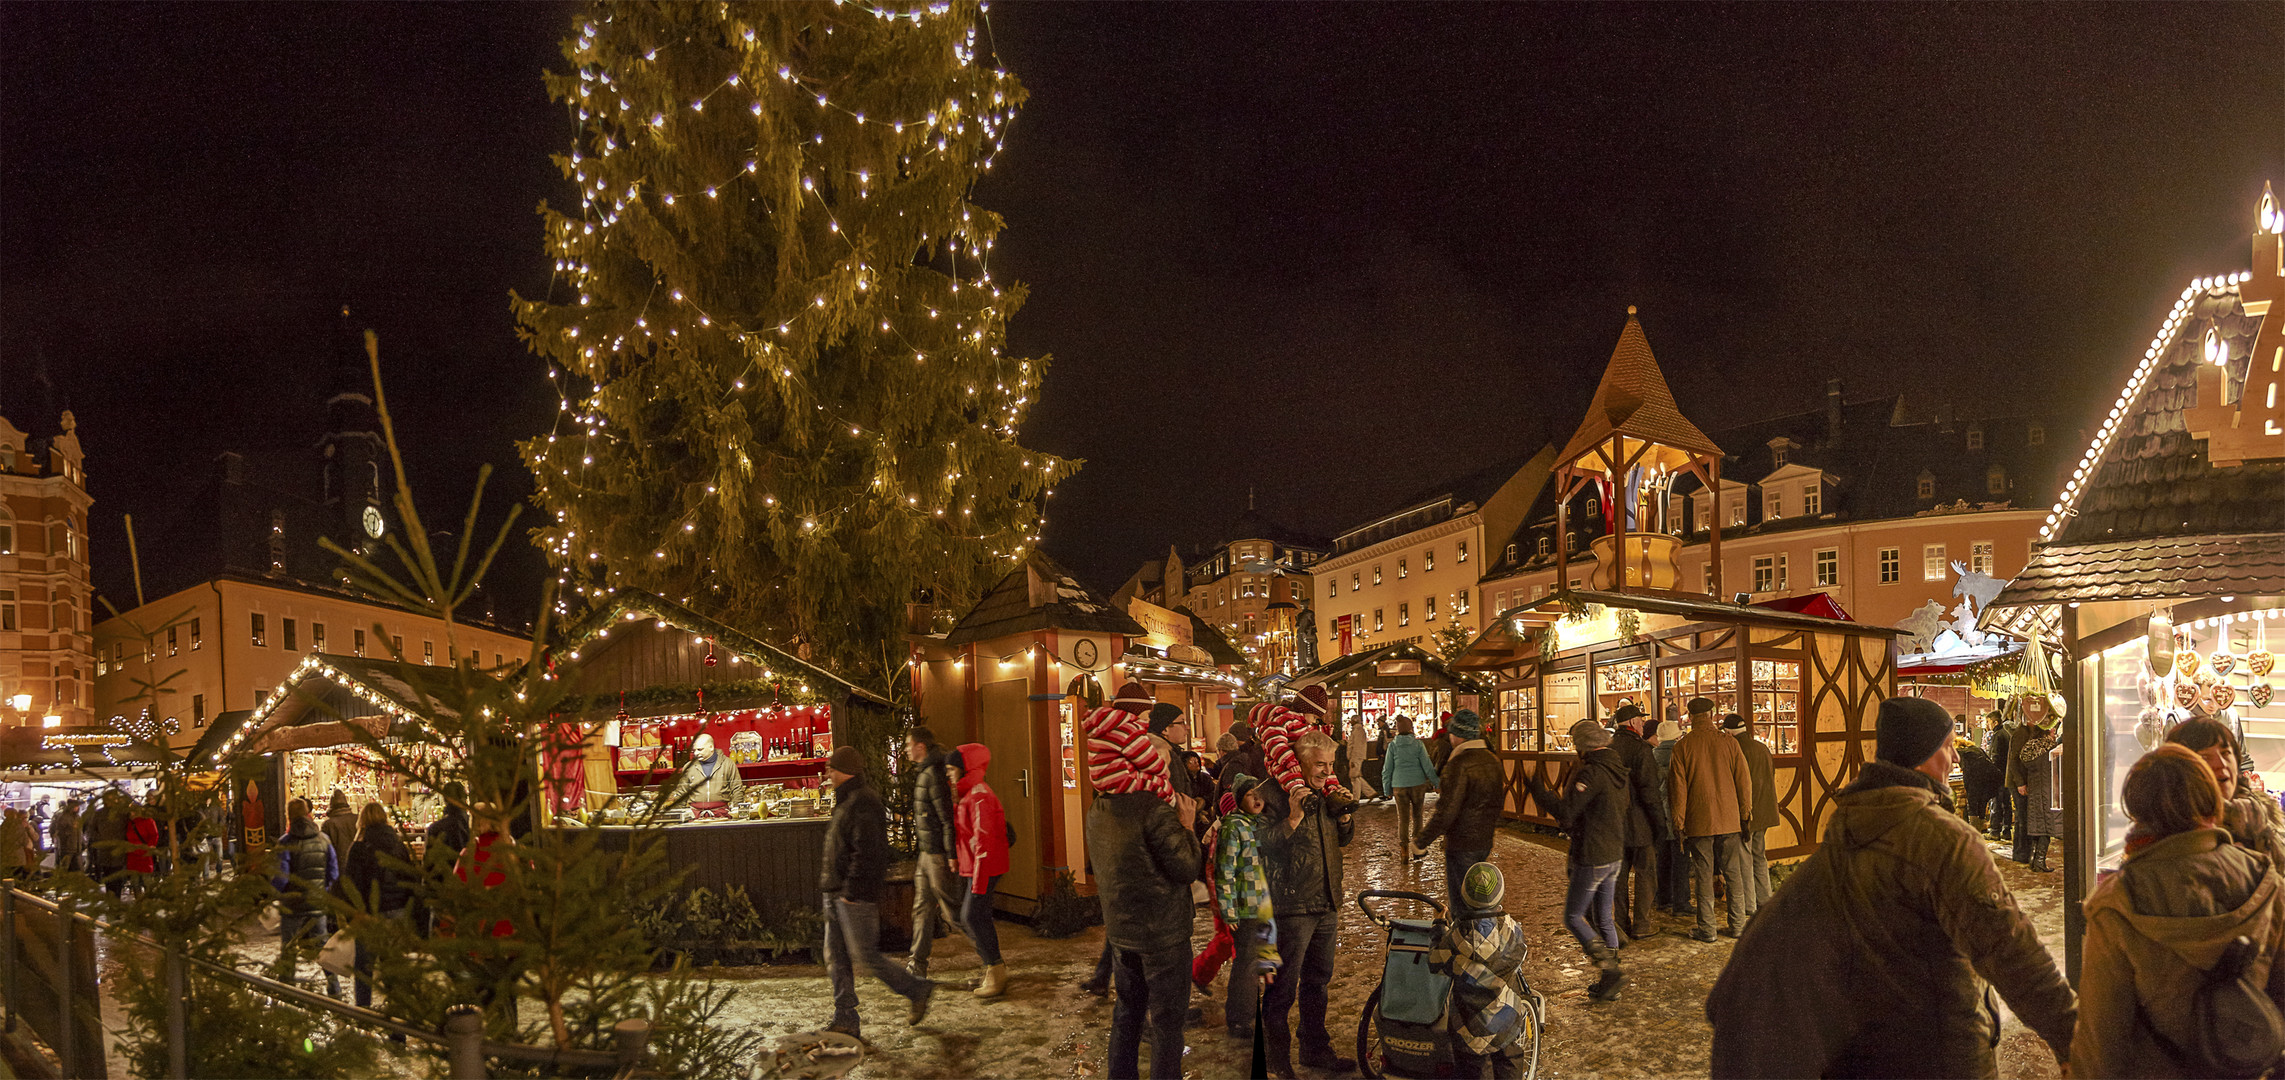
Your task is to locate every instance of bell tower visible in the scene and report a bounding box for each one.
[318,307,388,553]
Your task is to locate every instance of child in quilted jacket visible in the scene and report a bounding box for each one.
[1430,862,1536,1079]
[1213,774,1279,1039]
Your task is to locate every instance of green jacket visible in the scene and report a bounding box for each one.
[1214,811,1273,924]
[1708,760,2076,1078]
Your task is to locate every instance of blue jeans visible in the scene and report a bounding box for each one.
[1445,847,1491,916]
[1563,861,1622,952]
[352,908,409,1008]
[823,895,928,1034]
[962,874,1003,966]
[276,909,340,996]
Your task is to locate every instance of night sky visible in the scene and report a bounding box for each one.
[5,3,2280,620]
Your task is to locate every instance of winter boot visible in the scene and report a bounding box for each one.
[2031,837,2055,874]
[973,963,1008,999]
[1586,943,1626,1002]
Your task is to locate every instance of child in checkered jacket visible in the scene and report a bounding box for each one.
[1430,862,1535,1079]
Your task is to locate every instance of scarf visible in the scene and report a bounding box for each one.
[1084,704,1173,800]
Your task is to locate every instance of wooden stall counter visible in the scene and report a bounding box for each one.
[580,816,829,917]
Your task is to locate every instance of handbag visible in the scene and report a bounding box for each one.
[317,928,358,977]
[2139,935,2285,1079]
[255,903,281,935]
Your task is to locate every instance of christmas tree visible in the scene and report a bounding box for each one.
[517,0,1074,688]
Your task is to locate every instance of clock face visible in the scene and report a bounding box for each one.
[362,505,385,538]
[1073,638,1099,667]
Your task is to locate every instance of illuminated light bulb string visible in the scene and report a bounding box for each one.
[2041,270,2252,543]
[519,2,1071,619]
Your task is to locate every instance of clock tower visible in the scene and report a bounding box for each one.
[319,307,388,553]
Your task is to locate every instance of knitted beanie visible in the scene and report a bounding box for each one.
[1461,861,1505,911]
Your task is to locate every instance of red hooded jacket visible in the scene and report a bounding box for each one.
[954,742,1009,893]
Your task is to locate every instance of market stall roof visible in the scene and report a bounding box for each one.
[1179,608,1247,666]
[942,552,1145,646]
[1555,308,1725,475]
[1123,644,1246,690]
[1292,641,1485,695]
[555,589,889,707]
[1896,641,2023,680]
[0,724,171,776]
[201,655,477,764]
[1752,592,1856,621]
[1992,198,2285,613]
[1452,587,1902,671]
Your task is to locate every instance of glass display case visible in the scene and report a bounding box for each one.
[1543,671,1587,753]
[1496,686,1540,752]
[1750,659,1803,753]
[1660,660,1738,722]
[1597,658,1651,717]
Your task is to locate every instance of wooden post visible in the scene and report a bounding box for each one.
[57,896,75,1080]
[1608,438,1625,591]
[444,1005,487,1080]
[1554,472,1571,591]
[1707,457,1725,599]
[164,940,187,1080]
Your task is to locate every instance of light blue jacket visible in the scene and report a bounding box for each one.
[1380,734,1440,790]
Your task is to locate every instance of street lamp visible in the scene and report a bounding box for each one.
[40,715,59,729]
[9,694,30,713]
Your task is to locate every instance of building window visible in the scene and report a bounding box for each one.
[1728,495,1746,526]
[1457,541,1468,563]
[1966,426,1984,450]
[2028,425,2045,446]
[1327,576,1338,596]
[1774,444,1789,466]
[1765,490,1783,521]
[1455,592,1469,615]
[354,628,367,657]
[192,694,206,728]
[189,618,201,650]
[1751,555,1788,593]
[1505,543,1518,562]
[1879,548,1901,584]
[250,613,266,647]
[1398,603,1410,627]
[1425,596,1437,621]
[1815,548,1840,587]
[1531,584,1545,600]
[0,525,11,554]
[1536,536,1551,558]
[1923,544,1948,581]
[1916,470,1936,499]
[1568,578,1582,589]
[1374,609,1384,632]
[255,689,269,707]
[1493,590,1507,612]
[392,635,403,656]
[1424,549,1435,571]
[1986,465,2007,495]
[1701,563,1712,593]
[1398,558,1408,579]
[423,641,435,665]
[312,623,325,652]
[1801,485,1821,516]
[0,589,14,632]
[1351,572,1361,592]
[1373,566,1383,585]
[282,618,297,652]
[1972,541,1994,576]
[167,625,179,656]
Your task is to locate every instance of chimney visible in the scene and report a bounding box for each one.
[1825,379,1843,441]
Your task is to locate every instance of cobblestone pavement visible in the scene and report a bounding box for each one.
[704,799,2071,1079]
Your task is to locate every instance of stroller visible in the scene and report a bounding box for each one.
[1354,889,1544,1079]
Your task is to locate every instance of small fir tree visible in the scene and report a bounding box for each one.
[518,0,1074,689]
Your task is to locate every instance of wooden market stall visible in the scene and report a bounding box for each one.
[1289,641,1486,737]
[1446,306,1898,859]
[1454,589,1897,857]
[1983,187,2285,976]
[544,590,897,918]
[911,553,1147,916]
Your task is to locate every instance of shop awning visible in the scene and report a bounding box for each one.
[1291,641,1485,695]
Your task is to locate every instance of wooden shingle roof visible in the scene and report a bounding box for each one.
[1555,307,1724,474]
[943,552,1145,646]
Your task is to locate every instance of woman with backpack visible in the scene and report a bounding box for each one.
[2074,743,2285,1078]
[952,743,1011,999]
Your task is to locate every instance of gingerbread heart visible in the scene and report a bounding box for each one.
[2213,652,2238,678]
[2177,679,2202,707]
[2212,684,2238,711]
[2252,650,2276,677]
[2176,650,2203,678]
[2254,683,2275,709]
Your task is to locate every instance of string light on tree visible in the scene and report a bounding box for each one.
[516,1,1073,688]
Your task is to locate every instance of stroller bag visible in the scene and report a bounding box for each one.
[1379,917,1453,1076]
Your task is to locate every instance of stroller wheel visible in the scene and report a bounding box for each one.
[1356,986,1386,1079]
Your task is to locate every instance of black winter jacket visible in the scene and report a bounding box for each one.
[344,822,415,914]
[1609,729,1673,846]
[1418,742,1504,854]
[821,775,890,903]
[1262,783,1354,917]
[912,749,957,856]
[1524,748,1631,867]
[1085,791,1202,953]
[276,817,334,915]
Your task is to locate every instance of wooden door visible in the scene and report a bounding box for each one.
[979,678,1041,905]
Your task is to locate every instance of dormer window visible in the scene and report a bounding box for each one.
[1801,483,1821,516]
[1917,470,1937,499]
[1764,490,1783,521]
[1768,436,1798,468]
[1505,543,1518,563]
[1536,536,1551,558]
[2028,425,2045,446]
[1986,465,2007,495]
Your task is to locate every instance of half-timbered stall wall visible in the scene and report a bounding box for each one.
[1457,590,1896,858]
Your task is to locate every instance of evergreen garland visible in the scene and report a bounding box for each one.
[518,1,1075,691]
